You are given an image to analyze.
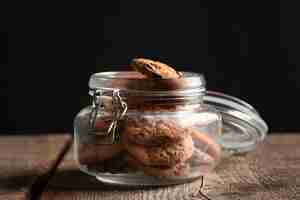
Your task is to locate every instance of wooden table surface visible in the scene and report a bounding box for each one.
[0,134,299,200]
[0,134,71,200]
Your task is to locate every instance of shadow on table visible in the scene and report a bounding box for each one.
[0,173,37,190]
[47,169,171,191]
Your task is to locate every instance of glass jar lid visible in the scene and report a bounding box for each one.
[204,91,268,154]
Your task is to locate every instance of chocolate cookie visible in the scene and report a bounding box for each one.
[188,128,221,162]
[127,155,190,178]
[189,148,215,167]
[130,58,182,79]
[123,117,189,146]
[121,131,194,166]
[78,142,123,165]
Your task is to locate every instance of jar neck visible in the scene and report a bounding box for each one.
[91,88,205,112]
[124,96,204,112]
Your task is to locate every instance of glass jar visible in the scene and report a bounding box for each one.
[74,71,268,186]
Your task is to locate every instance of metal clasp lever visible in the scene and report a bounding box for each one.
[89,89,102,130]
[88,89,127,144]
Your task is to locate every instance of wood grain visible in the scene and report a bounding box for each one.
[0,134,71,200]
[200,134,300,200]
[41,144,204,200]
[41,134,300,200]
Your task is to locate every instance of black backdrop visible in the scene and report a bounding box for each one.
[1,1,300,133]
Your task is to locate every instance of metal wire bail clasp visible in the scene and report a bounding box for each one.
[89,89,102,130]
[88,89,127,144]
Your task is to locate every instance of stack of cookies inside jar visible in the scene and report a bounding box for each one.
[78,58,222,180]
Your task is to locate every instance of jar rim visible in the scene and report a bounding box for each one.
[88,71,206,97]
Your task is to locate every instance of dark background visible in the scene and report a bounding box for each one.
[1,1,300,133]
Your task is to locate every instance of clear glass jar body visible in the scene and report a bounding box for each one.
[74,71,224,186]
[74,104,222,186]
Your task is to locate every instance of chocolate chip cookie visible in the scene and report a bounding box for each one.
[121,130,194,166]
[130,58,182,79]
[188,128,221,162]
[127,155,190,178]
[123,117,189,146]
[78,142,123,165]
